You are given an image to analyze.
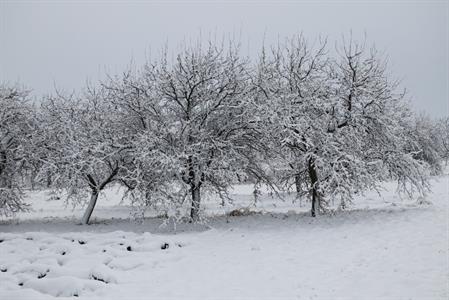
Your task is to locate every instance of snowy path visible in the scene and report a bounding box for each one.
[0,175,447,299]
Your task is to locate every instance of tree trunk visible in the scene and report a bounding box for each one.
[81,189,99,225]
[46,170,52,188]
[187,154,202,222]
[295,171,301,193]
[0,150,6,185]
[30,169,35,190]
[308,158,319,217]
[295,173,303,206]
[190,185,201,222]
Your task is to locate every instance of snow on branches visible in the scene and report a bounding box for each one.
[2,35,444,223]
[105,42,274,222]
[256,35,432,216]
[37,87,132,224]
[0,84,32,216]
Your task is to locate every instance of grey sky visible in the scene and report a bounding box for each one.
[1,0,448,117]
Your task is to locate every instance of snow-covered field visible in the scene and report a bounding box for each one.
[0,173,448,299]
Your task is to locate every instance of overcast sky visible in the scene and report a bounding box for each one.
[1,0,448,117]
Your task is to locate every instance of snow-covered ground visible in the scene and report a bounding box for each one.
[0,173,448,299]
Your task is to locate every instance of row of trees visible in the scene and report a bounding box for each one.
[1,36,448,224]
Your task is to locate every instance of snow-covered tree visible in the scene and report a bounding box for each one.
[402,114,443,175]
[0,84,32,216]
[256,36,336,210]
[255,36,331,213]
[109,42,273,221]
[13,35,435,223]
[327,39,429,203]
[103,68,182,219]
[435,117,449,166]
[257,36,430,216]
[37,87,132,224]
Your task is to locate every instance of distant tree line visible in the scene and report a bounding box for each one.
[1,35,447,224]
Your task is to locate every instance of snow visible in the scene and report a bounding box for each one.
[0,173,447,299]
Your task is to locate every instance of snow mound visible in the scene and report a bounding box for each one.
[0,231,186,298]
[24,276,102,297]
